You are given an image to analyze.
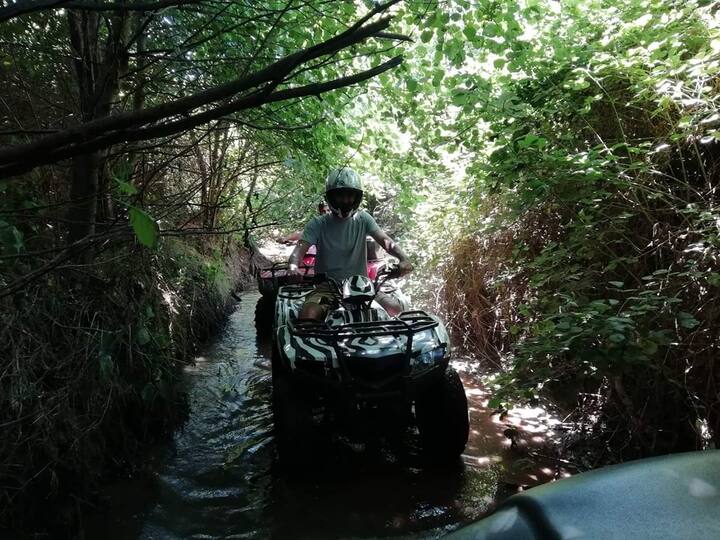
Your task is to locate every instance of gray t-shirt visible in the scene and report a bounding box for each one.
[301,211,380,281]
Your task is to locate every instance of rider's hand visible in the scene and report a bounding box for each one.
[397,260,413,277]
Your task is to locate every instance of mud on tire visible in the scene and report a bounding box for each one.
[415,367,469,462]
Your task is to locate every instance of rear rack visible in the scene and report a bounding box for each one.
[278,283,316,299]
[259,261,314,279]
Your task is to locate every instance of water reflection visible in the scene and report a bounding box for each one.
[84,293,542,540]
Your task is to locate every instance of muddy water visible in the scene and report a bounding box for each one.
[85,292,563,539]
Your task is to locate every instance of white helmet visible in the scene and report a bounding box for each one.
[341,275,375,304]
[325,167,363,219]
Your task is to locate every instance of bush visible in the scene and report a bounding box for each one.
[0,238,252,532]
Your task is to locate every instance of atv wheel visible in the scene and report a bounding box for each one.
[255,295,275,336]
[272,376,314,466]
[415,367,469,462]
[270,342,289,383]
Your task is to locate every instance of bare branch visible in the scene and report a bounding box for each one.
[376,31,413,42]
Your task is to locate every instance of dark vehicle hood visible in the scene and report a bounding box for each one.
[446,450,720,540]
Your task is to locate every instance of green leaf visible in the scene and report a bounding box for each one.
[483,22,499,37]
[488,396,503,409]
[141,383,155,403]
[677,312,699,329]
[608,281,625,288]
[116,178,138,195]
[136,325,151,346]
[462,24,477,41]
[452,91,470,106]
[129,207,159,249]
[420,29,433,43]
[431,69,444,88]
[0,220,23,253]
[98,331,118,382]
[224,435,265,466]
[112,162,135,194]
[99,352,114,382]
[12,227,23,251]
[641,340,658,355]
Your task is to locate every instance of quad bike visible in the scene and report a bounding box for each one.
[270,265,469,465]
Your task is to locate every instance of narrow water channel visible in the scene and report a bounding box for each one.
[84,292,562,539]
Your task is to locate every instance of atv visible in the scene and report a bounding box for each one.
[270,266,469,465]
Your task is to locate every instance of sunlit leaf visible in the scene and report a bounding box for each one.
[129,207,159,249]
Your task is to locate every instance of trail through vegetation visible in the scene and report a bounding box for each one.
[1,0,719,534]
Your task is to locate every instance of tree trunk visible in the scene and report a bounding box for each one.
[127,13,147,189]
[67,152,100,244]
[242,149,259,248]
[66,8,130,247]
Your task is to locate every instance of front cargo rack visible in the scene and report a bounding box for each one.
[288,311,441,385]
[289,310,438,340]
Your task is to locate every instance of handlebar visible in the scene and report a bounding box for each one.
[286,264,403,296]
[376,265,401,281]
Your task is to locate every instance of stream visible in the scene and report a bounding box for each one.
[83,292,563,539]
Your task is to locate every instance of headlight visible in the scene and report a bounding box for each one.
[415,345,446,367]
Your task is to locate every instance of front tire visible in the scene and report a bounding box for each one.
[415,367,469,462]
[273,375,314,467]
[270,341,287,383]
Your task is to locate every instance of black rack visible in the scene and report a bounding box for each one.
[277,282,317,299]
[289,310,438,340]
[260,261,313,278]
[289,310,440,388]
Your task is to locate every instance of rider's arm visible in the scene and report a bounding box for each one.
[369,230,413,274]
[288,240,312,272]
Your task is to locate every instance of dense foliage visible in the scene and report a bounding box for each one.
[343,0,720,462]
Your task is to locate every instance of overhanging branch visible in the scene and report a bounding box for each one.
[0,0,202,23]
[0,55,402,178]
[0,2,403,176]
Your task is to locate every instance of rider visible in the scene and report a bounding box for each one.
[288,167,413,319]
